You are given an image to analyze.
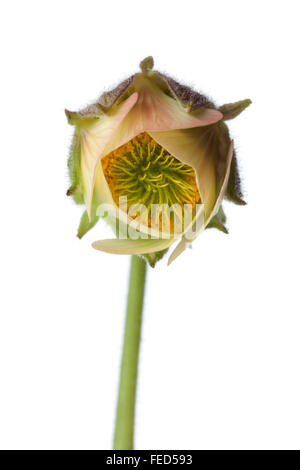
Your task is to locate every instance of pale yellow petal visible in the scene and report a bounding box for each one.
[80,93,138,216]
[206,140,234,225]
[167,238,190,265]
[149,128,217,220]
[167,141,234,265]
[101,76,222,158]
[92,237,175,255]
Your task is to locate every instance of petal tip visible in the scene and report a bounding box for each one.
[213,109,223,122]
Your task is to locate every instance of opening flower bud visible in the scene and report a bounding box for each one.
[66,57,250,265]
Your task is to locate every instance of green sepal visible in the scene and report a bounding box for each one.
[66,129,84,205]
[68,191,84,205]
[215,122,246,206]
[65,104,105,126]
[207,205,228,234]
[142,248,169,268]
[226,151,247,205]
[139,56,154,74]
[77,206,100,239]
[219,99,252,121]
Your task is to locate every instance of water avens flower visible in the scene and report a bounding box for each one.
[66,57,251,450]
[66,56,251,266]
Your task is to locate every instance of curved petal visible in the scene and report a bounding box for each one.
[167,141,234,265]
[149,127,217,220]
[80,93,138,216]
[131,75,222,130]
[93,162,115,207]
[168,238,190,265]
[100,76,222,158]
[206,140,234,225]
[92,237,175,255]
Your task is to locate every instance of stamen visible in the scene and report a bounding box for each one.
[101,132,200,231]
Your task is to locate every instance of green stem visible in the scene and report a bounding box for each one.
[113,255,147,450]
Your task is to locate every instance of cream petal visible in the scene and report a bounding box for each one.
[167,141,234,265]
[92,237,175,255]
[168,201,205,265]
[130,76,222,130]
[80,93,138,216]
[168,238,190,265]
[206,140,234,225]
[93,161,115,207]
[149,128,217,220]
[101,77,222,158]
[190,140,233,238]
[92,137,230,262]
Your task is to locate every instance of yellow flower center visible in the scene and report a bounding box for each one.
[102,132,200,231]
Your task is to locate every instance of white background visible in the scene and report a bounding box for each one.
[0,0,299,450]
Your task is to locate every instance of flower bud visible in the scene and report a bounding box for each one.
[66,57,250,266]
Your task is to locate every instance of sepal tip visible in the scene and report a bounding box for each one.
[139,56,154,74]
[219,99,252,120]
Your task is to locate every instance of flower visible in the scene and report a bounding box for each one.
[66,57,251,266]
